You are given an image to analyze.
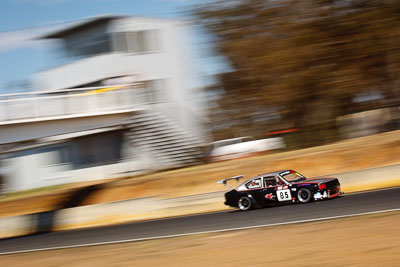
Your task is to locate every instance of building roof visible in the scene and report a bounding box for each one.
[38,14,186,40]
[39,15,126,39]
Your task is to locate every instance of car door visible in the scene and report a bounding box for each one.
[261,176,278,204]
[275,176,293,202]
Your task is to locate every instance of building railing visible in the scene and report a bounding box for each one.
[0,84,149,123]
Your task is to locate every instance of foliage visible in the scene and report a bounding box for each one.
[192,0,400,147]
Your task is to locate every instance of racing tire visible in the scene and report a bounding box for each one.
[238,196,253,211]
[297,188,312,203]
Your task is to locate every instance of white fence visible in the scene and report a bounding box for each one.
[0,84,149,123]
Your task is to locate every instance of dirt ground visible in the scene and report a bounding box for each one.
[1,211,399,266]
[1,130,400,217]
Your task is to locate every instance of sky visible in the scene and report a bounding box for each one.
[0,0,226,93]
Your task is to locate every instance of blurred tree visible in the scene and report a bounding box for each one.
[193,0,400,147]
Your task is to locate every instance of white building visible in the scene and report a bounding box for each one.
[0,15,208,192]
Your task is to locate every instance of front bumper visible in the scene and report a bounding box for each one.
[313,187,342,200]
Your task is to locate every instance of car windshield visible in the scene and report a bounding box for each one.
[281,171,306,182]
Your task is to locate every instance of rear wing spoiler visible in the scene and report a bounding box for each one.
[217,175,244,185]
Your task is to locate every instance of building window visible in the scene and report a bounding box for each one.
[69,131,124,169]
[139,30,162,52]
[126,32,139,52]
[67,34,111,59]
[113,30,163,53]
[113,32,129,52]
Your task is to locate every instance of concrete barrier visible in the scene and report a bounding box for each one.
[54,192,226,231]
[331,164,400,192]
[1,164,399,239]
[0,214,32,238]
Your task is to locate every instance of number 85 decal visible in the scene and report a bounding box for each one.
[277,189,291,201]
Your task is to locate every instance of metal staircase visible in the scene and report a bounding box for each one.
[125,110,205,169]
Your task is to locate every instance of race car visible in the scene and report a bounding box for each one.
[218,170,342,211]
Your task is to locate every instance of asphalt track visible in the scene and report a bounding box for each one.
[0,187,399,255]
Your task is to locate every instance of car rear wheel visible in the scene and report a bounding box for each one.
[297,188,312,203]
[238,196,253,211]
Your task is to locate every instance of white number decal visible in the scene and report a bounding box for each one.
[277,189,291,201]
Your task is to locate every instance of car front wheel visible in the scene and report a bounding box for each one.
[238,196,253,211]
[297,188,312,203]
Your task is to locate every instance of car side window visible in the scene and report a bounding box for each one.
[263,176,277,187]
[275,177,285,185]
[246,178,261,189]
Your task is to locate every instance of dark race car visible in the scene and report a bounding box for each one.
[218,170,342,211]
